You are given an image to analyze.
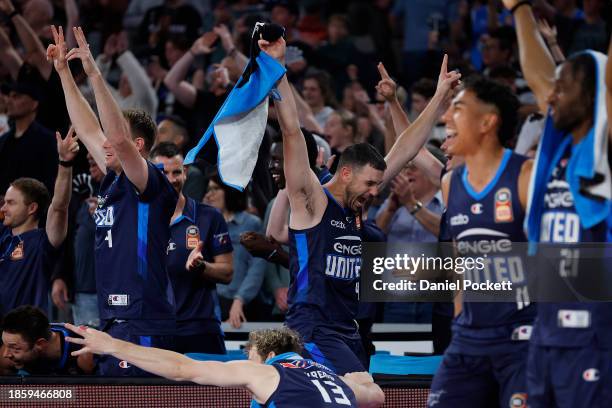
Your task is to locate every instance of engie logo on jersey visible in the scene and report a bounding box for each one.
[494,188,513,223]
[108,294,129,306]
[326,235,361,280]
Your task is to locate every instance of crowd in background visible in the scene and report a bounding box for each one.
[0,0,610,375]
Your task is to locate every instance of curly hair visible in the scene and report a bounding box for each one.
[245,327,303,360]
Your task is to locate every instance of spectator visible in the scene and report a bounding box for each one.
[302,71,337,128]
[70,154,103,328]
[0,126,77,316]
[481,26,515,74]
[1,305,94,375]
[204,175,267,329]
[96,32,158,118]
[0,67,57,197]
[324,109,357,170]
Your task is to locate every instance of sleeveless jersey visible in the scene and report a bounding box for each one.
[446,149,536,355]
[251,352,357,408]
[286,189,361,334]
[533,138,612,348]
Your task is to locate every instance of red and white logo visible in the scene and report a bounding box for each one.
[509,393,527,408]
[118,360,131,369]
[471,203,483,214]
[583,368,600,382]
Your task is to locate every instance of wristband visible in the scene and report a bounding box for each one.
[59,159,74,168]
[267,249,278,261]
[409,201,423,215]
[8,10,19,19]
[510,1,531,14]
[227,47,237,57]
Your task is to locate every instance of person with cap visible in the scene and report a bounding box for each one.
[0,65,57,194]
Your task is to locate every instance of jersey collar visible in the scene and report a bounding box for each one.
[265,352,303,365]
[171,196,197,226]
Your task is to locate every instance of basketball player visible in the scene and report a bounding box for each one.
[427,75,535,407]
[65,324,385,407]
[258,35,460,374]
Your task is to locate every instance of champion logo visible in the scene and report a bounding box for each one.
[583,368,600,382]
[509,393,527,408]
[118,360,131,369]
[471,203,483,214]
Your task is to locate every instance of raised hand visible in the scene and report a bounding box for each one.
[375,62,397,102]
[65,323,116,356]
[51,279,69,310]
[47,25,68,73]
[56,126,79,162]
[0,0,15,15]
[258,37,286,64]
[537,19,557,44]
[66,27,100,77]
[434,54,462,115]
[116,31,129,55]
[501,0,521,10]
[391,172,416,207]
[191,31,217,55]
[213,24,234,52]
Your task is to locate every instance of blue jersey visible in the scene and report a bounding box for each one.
[533,139,612,348]
[167,197,233,335]
[21,324,84,375]
[286,189,362,334]
[446,149,535,355]
[251,352,357,408]
[94,161,178,335]
[0,226,58,315]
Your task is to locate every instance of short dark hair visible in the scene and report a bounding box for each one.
[2,306,51,347]
[123,109,157,153]
[166,34,191,52]
[566,52,596,117]
[462,75,519,146]
[489,26,515,53]
[337,143,386,172]
[150,142,183,160]
[245,327,303,360]
[10,178,49,219]
[411,78,437,100]
[303,70,337,108]
[210,174,248,213]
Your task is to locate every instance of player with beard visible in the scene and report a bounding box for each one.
[259,34,460,374]
[503,1,612,406]
[427,75,535,407]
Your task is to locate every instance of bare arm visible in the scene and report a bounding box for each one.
[46,128,78,248]
[200,253,233,284]
[48,25,107,172]
[374,198,398,234]
[503,0,555,113]
[441,171,462,317]
[340,372,385,408]
[290,84,324,134]
[412,206,442,237]
[383,55,460,188]
[0,28,23,80]
[266,189,290,244]
[1,0,52,80]
[214,24,248,74]
[117,50,158,115]
[606,34,612,141]
[68,27,148,193]
[64,0,79,49]
[163,51,198,107]
[537,19,565,64]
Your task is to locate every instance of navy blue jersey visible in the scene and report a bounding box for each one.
[94,161,178,335]
[286,189,362,334]
[446,149,535,354]
[251,352,357,408]
[167,197,233,335]
[533,139,612,348]
[0,226,58,315]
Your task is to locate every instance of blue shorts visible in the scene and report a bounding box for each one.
[428,342,528,408]
[174,333,226,355]
[97,320,175,377]
[299,325,366,375]
[527,344,612,408]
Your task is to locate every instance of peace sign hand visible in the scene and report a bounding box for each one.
[66,26,100,77]
[56,126,79,162]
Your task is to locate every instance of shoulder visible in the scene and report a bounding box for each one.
[241,212,263,229]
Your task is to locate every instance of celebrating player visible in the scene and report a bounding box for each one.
[47,26,178,376]
[65,324,384,407]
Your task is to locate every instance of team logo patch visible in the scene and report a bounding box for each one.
[186,225,200,249]
[10,242,24,260]
[214,232,229,247]
[583,368,600,382]
[471,203,483,214]
[494,188,513,223]
[108,294,129,306]
[509,393,527,408]
[118,360,131,369]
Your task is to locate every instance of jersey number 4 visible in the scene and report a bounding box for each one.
[311,379,352,405]
[105,230,113,248]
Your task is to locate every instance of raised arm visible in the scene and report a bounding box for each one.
[382,55,460,188]
[163,32,218,108]
[47,25,107,172]
[65,323,277,400]
[606,34,612,141]
[502,0,555,113]
[0,26,23,80]
[67,27,148,192]
[46,127,78,248]
[0,0,52,79]
[290,84,325,134]
[116,49,159,116]
[259,38,326,229]
[214,24,248,74]
[266,188,290,244]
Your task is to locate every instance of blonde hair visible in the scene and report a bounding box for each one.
[245,327,303,360]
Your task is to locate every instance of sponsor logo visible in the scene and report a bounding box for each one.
[543,191,574,209]
[108,294,129,306]
[333,242,361,255]
[494,188,513,223]
[330,220,346,229]
[186,225,200,249]
[118,360,131,369]
[94,206,115,227]
[456,238,512,254]
[10,242,24,261]
[583,368,600,382]
[214,232,229,246]
[450,213,469,226]
[509,393,527,408]
[471,203,483,215]
[427,390,445,407]
[166,242,177,253]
